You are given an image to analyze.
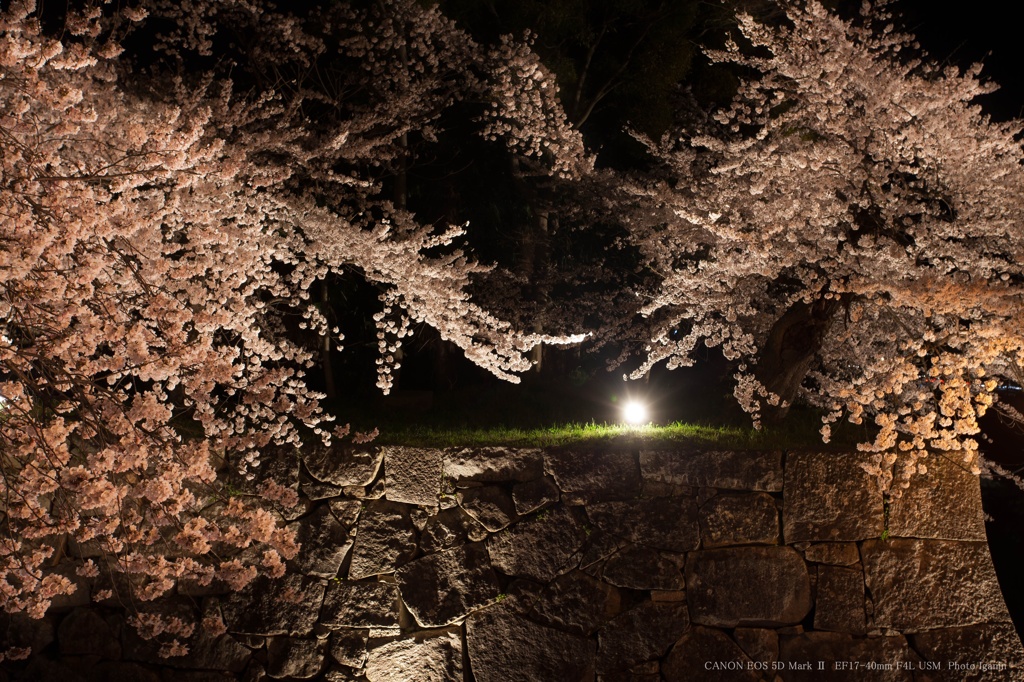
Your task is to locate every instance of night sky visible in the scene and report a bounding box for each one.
[897,0,1024,120]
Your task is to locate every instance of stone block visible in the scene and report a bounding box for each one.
[909,623,1024,680]
[512,476,560,515]
[396,543,500,628]
[814,565,866,634]
[319,581,400,630]
[328,499,363,528]
[699,493,779,547]
[328,630,368,668]
[640,450,783,492]
[784,452,884,542]
[586,497,700,553]
[686,546,811,627]
[888,452,986,540]
[547,450,642,503]
[288,505,353,579]
[299,466,344,501]
[303,443,383,488]
[222,574,325,636]
[778,632,917,681]
[733,627,779,664]
[663,627,757,682]
[384,446,442,507]
[443,447,544,483]
[266,637,325,679]
[467,609,595,682]
[348,500,417,580]
[419,507,489,555]
[365,630,463,682]
[528,570,622,636]
[602,545,685,591]
[861,539,1012,631]
[487,505,587,582]
[803,542,860,566]
[458,485,517,532]
[596,601,690,674]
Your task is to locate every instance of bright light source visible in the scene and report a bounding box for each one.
[622,400,648,425]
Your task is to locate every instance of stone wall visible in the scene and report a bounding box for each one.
[2,446,1023,681]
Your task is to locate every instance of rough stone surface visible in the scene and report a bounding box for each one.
[364,630,462,682]
[466,608,595,682]
[576,531,629,577]
[733,628,779,664]
[699,493,779,547]
[803,542,860,566]
[546,450,642,503]
[888,452,987,541]
[686,547,811,627]
[651,590,687,602]
[498,579,546,616]
[457,486,517,532]
[57,608,120,659]
[320,581,400,629]
[596,601,690,674]
[640,450,783,492]
[342,480,385,500]
[909,623,1024,680]
[528,570,622,636]
[778,632,917,681]
[348,500,418,580]
[586,497,700,552]
[443,448,544,483]
[486,505,587,581]
[862,539,1011,631]
[328,499,363,527]
[512,476,559,515]
[222,574,326,636]
[602,545,685,591]
[384,446,442,507]
[323,668,362,682]
[8,445,1023,682]
[396,543,500,628]
[663,627,757,682]
[127,622,252,673]
[11,658,88,682]
[419,507,489,554]
[814,565,866,634]
[303,444,384,488]
[289,505,353,578]
[266,637,325,679]
[328,630,368,668]
[299,467,345,501]
[784,451,884,542]
[90,661,162,682]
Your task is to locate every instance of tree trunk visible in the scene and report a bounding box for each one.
[755,295,845,423]
[510,157,551,376]
[527,210,549,373]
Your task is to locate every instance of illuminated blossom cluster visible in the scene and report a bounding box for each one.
[480,33,590,179]
[0,0,579,656]
[7,0,1023,658]
[626,0,1024,492]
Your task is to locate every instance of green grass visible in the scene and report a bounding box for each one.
[322,377,876,451]
[365,418,862,451]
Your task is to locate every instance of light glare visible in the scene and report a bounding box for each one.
[622,400,648,425]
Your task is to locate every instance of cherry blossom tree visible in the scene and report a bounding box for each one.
[0,0,582,657]
[625,0,1024,491]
